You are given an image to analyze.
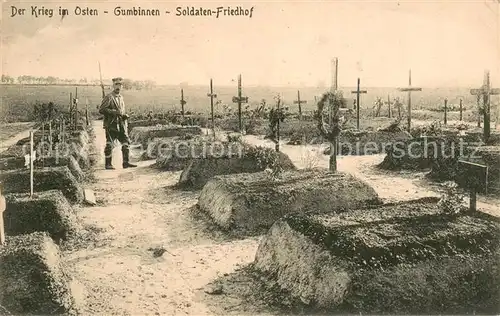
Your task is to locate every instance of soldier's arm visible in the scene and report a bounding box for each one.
[99,95,120,116]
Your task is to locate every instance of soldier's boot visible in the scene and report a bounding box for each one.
[104,145,115,169]
[105,157,115,170]
[122,146,137,169]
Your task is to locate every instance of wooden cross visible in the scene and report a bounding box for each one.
[329,58,339,125]
[180,89,187,119]
[351,78,367,130]
[398,69,422,131]
[470,70,500,143]
[69,92,73,128]
[275,94,282,152]
[459,98,463,121]
[386,94,392,118]
[29,131,34,198]
[443,98,448,125]
[294,90,307,120]
[207,79,217,139]
[0,181,5,245]
[232,74,248,133]
[85,98,90,126]
[74,87,78,129]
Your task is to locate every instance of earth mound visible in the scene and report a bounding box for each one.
[197,169,382,234]
[254,199,500,314]
[154,140,242,171]
[0,166,84,203]
[4,190,79,242]
[178,145,296,189]
[323,129,412,155]
[130,125,203,149]
[0,232,78,315]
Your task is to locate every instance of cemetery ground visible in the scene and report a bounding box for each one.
[2,119,493,315]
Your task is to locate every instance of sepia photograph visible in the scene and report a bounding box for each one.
[1,0,500,314]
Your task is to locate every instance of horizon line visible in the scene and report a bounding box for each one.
[0,82,480,90]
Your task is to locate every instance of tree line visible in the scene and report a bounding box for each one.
[1,74,156,90]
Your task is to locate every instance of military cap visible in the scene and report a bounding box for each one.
[112,77,123,84]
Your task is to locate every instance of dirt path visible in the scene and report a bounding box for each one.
[65,122,261,315]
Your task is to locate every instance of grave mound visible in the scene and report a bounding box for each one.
[378,134,482,171]
[4,190,79,242]
[0,232,78,315]
[323,129,412,155]
[0,145,29,159]
[154,139,241,170]
[197,169,381,234]
[143,134,205,161]
[130,125,203,148]
[178,145,296,189]
[0,166,84,203]
[127,119,171,133]
[0,156,84,181]
[254,199,500,314]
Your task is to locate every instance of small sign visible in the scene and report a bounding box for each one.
[456,160,488,194]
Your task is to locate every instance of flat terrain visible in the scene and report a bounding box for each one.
[54,121,500,315]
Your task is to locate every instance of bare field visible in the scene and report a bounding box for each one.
[1,84,496,123]
[0,122,34,142]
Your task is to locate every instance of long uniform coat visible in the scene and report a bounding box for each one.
[99,93,128,135]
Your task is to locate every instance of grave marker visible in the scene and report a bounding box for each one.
[0,181,5,245]
[444,98,448,125]
[30,131,34,197]
[294,90,307,120]
[457,160,488,212]
[74,87,78,130]
[470,70,499,143]
[351,78,367,130]
[180,89,187,119]
[207,79,217,139]
[459,98,463,121]
[387,94,392,118]
[398,69,422,131]
[232,74,248,133]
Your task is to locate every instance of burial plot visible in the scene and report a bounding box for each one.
[254,198,500,314]
[127,118,171,133]
[197,169,381,235]
[0,232,78,315]
[3,190,79,242]
[323,129,412,155]
[0,166,84,204]
[144,134,205,161]
[178,144,296,189]
[0,156,84,182]
[130,125,203,149]
[154,139,238,170]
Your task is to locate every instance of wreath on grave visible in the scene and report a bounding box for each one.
[314,91,348,141]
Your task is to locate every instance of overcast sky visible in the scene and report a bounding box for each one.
[2,0,499,87]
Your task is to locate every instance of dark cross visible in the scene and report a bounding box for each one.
[386,94,392,118]
[443,98,448,125]
[398,69,422,131]
[351,78,367,130]
[232,74,248,133]
[0,182,5,245]
[85,98,90,126]
[470,70,500,143]
[207,79,217,139]
[180,89,187,119]
[476,94,482,127]
[294,90,307,120]
[74,87,78,129]
[69,92,73,128]
[275,94,282,152]
[457,160,488,212]
[459,98,463,121]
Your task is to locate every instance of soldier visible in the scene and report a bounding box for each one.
[99,77,137,170]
